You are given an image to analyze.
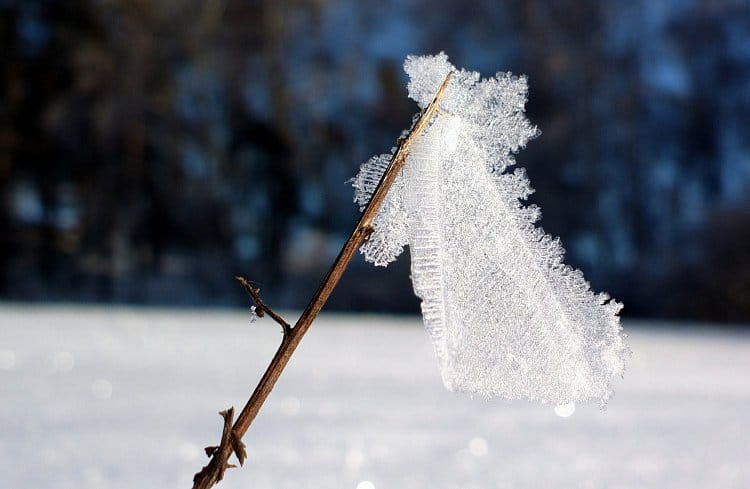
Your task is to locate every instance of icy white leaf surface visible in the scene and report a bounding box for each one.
[351,153,409,266]
[352,53,628,405]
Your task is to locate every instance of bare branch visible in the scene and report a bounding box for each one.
[191,72,452,489]
[235,276,291,337]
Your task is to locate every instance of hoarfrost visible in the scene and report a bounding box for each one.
[352,53,628,405]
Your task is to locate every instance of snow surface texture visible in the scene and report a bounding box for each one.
[2,306,748,489]
[352,53,628,404]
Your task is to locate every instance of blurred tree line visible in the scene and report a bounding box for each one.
[1,0,749,321]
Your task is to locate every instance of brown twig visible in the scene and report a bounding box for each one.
[192,408,245,486]
[235,276,291,337]
[191,71,452,489]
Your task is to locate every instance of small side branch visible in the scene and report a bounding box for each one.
[193,408,247,485]
[235,276,291,337]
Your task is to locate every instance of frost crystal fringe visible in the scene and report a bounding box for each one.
[352,53,628,405]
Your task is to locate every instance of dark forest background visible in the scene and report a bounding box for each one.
[1,0,749,322]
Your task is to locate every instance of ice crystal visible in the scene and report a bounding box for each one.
[352,53,628,405]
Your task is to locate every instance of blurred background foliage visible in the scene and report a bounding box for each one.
[1,0,749,322]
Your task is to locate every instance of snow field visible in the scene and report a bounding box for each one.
[1,305,748,489]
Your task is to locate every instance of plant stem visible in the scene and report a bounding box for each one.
[191,72,452,489]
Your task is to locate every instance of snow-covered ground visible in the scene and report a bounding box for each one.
[1,305,748,489]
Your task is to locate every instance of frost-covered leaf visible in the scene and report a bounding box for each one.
[352,53,628,405]
[351,153,408,266]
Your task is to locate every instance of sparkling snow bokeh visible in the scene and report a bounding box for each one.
[1,305,748,489]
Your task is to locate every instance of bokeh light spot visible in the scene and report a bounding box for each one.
[179,442,200,462]
[280,396,301,416]
[0,349,15,370]
[346,449,365,470]
[554,402,576,417]
[91,379,113,399]
[468,437,488,457]
[51,351,75,373]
